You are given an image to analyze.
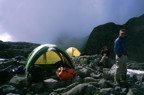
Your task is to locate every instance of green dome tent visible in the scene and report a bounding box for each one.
[25,44,74,72]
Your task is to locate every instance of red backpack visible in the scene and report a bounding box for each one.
[56,67,77,80]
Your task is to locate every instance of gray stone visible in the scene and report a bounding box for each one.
[98,78,109,88]
[84,77,98,83]
[121,88,128,93]
[90,73,102,79]
[127,86,144,95]
[54,88,65,93]
[9,75,27,88]
[30,82,46,93]
[103,68,110,79]
[88,82,99,87]
[100,88,114,95]
[2,84,24,95]
[63,83,96,95]
[72,75,83,83]
[77,68,91,78]
[114,86,121,91]
[44,78,58,89]
[49,92,60,95]
[64,82,79,92]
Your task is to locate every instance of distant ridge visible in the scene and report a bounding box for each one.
[0,41,39,58]
[1,14,144,62]
[84,14,144,62]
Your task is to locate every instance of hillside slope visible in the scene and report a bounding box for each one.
[84,14,144,62]
[0,41,39,58]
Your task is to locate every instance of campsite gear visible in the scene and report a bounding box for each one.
[66,47,81,57]
[25,44,74,72]
[56,67,77,80]
[25,44,75,83]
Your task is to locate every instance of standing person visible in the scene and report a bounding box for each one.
[99,46,110,66]
[114,29,128,84]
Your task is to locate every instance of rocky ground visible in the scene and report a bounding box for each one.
[0,55,144,95]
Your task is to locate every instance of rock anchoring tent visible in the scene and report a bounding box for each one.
[25,44,75,83]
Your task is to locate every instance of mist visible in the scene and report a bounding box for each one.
[0,0,144,47]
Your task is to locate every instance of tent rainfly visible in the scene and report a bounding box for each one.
[25,44,74,72]
[66,47,81,57]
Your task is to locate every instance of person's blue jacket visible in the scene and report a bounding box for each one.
[114,36,128,57]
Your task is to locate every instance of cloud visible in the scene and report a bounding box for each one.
[0,25,13,41]
[0,0,144,44]
[0,32,12,42]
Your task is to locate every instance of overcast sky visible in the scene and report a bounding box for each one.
[0,0,144,44]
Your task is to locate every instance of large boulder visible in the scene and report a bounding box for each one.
[63,83,97,95]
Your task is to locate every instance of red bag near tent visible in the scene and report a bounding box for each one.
[56,67,77,80]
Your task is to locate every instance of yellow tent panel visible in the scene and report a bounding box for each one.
[35,51,62,64]
[66,47,81,57]
[25,44,74,71]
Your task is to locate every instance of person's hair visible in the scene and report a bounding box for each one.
[119,29,126,33]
